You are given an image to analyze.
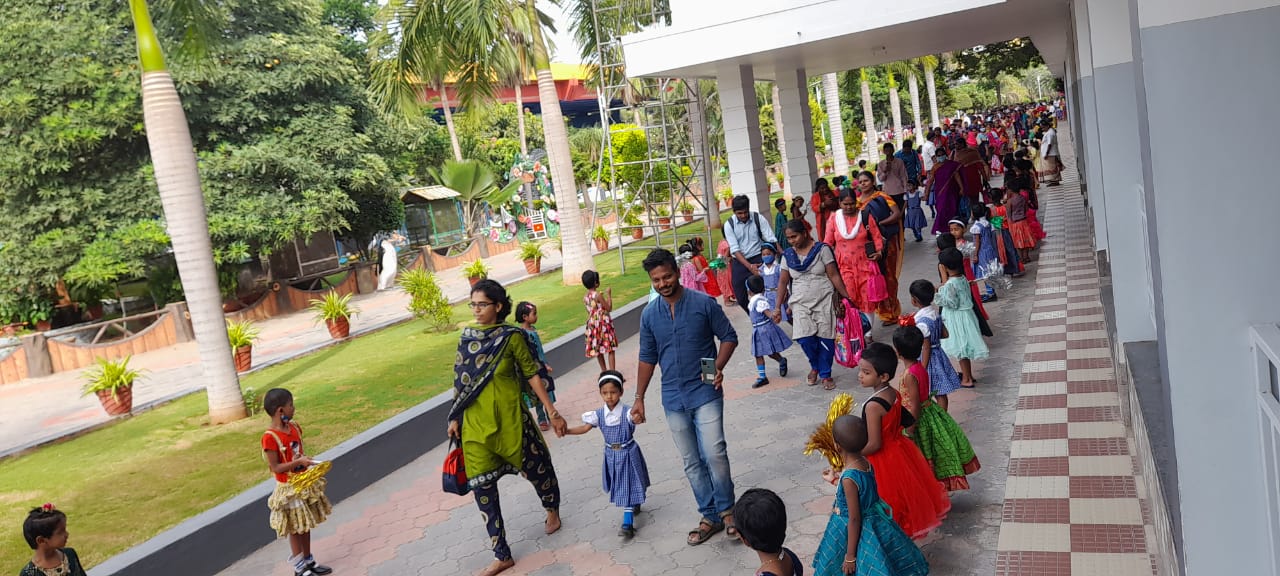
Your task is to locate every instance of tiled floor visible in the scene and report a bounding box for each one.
[994,154,1157,575]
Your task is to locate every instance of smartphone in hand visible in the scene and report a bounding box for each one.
[700,357,716,385]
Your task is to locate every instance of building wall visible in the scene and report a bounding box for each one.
[1131,2,1280,573]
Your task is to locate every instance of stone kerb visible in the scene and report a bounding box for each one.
[87,296,652,576]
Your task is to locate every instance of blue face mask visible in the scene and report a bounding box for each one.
[762,255,775,265]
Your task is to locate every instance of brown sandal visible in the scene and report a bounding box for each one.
[722,512,739,538]
[822,378,836,391]
[807,370,819,386]
[687,519,724,546]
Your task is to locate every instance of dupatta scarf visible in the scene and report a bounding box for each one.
[449,324,529,422]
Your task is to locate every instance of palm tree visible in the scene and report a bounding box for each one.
[905,61,924,142]
[822,72,848,177]
[522,0,592,285]
[129,0,244,423]
[921,55,941,128]
[859,68,876,165]
[883,63,909,150]
[370,1,465,161]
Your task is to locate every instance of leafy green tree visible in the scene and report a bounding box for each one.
[948,38,1045,104]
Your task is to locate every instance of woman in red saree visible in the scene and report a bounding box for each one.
[824,189,885,315]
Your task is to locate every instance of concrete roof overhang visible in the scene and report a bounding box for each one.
[621,0,1071,80]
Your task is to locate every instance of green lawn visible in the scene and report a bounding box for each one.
[0,221,719,569]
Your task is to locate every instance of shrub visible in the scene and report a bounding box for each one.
[398,269,454,333]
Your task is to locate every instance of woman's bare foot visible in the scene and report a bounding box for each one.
[545,509,562,534]
[479,558,515,576]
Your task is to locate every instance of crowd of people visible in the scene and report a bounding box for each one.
[16,103,1065,576]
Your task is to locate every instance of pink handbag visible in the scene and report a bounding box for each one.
[864,259,889,303]
[834,299,867,368]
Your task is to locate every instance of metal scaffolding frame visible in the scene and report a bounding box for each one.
[590,0,719,273]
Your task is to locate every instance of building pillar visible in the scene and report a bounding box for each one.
[716,63,770,212]
[1072,0,1108,255]
[775,67,819,218]
[1086,0,1156,343]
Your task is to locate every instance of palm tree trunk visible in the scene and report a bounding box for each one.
[130,0,244,424]
[822,73,848,178]
[527,0,590,285]
[439,82,463,161]
[515,81,528,155]
[888,74,903,150]
[908,71,923,143]
[771,84,788,197]
[925,64,940,128]
[860,70,876,166]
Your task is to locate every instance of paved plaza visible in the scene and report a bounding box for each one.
[216,130,1159,576]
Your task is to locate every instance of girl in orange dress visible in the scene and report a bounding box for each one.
[715,222,735,306]
[690,237,719,299]
[856,342,950,540]
[824,189,885,315]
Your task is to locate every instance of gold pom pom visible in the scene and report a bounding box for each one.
[804,393,855,470]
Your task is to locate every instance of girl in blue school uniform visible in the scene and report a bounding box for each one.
[566,371,651,538]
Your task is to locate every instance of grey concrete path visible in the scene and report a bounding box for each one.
[0,247,563,457]
[217,203,1039,576]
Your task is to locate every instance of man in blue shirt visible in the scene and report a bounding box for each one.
[724,194,778,313]
[632,248,740,545]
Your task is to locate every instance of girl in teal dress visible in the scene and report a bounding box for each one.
[813,415,929,576]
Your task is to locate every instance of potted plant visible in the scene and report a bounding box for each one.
[655,205,672,230]
[592,225,610,252]
[518,241,545,275]
[82,356,140,416]
[308,291,359,339]
[717,187,734,209]
[623,212,645,240]
[462,259,490,287]
[677,200,695,222]
[23,298,54,332]
[226,319,261,372]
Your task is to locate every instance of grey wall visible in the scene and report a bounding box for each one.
[1090,61,1156,342]
[1139,5,1280,573]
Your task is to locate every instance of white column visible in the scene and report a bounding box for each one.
[775,67,819,214]
[717,63,770,212]
[1087,0,1156,342]
[772,84,789,198]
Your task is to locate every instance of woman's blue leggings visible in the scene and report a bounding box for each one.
[796,336,835,379]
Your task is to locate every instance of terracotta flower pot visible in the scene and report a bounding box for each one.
[95,386,133,416]
[35,320,52,332]
[681,211,694,222]
[631,228,644,240]
[657,216,672,230]
[86,304,104,321]
[467,276,482,287]
[593,238,609,252]
[325,317,351,339]
[234,345,253,372]
[523,258,541,274]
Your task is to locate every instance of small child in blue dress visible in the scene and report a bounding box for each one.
[904,189,928,242]
[759,243,790,323]
[746,274,790,389]
[566,371,650,538]
[813,415,929,576]
[516,301,556,431]
[908,280,962,412]
[734,488,803,576]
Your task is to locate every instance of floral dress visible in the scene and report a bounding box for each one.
[584,289,618,357]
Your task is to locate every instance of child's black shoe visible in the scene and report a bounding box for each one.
[307,562,333,575]
[778,358,789,377]
[620,524,636,538]
[752,377,770,389]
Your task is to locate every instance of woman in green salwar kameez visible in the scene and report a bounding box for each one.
[448,280,567,576]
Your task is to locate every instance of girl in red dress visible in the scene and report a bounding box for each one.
[856,342,951,540]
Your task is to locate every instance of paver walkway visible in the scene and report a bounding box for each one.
[992,136,1157,575]
[0,247,563,456]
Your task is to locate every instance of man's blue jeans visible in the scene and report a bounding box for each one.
[665,397,735,523]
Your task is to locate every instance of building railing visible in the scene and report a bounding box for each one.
[1250,323,1280,574]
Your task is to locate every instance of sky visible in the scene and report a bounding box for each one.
[545,3,584,64]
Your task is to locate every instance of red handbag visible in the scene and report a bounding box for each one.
[442,438,469,495]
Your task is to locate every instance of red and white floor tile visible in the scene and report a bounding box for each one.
[994,167,1157,575]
